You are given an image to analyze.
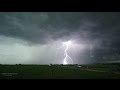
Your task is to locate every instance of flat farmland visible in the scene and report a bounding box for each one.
[0,64,120,79]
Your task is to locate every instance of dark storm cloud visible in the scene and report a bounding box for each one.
[0,12,120,64]
[0,12,120,47]
[0,12,95,44]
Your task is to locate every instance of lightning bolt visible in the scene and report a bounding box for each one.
[63,41,73,64]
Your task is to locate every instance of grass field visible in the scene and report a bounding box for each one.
[0,63,120,79]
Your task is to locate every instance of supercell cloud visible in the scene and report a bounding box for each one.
[0,12,120,64]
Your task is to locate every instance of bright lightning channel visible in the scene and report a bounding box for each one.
[63,40,73,64]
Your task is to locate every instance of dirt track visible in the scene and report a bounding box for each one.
[81,68,120,75]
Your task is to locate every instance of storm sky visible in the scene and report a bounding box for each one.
[0,12,120,64]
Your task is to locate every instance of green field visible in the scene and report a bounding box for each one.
[0,63,120,79]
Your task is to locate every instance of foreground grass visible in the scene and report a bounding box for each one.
[0,64,120,79]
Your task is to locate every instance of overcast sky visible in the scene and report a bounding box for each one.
[0,12,120,64]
